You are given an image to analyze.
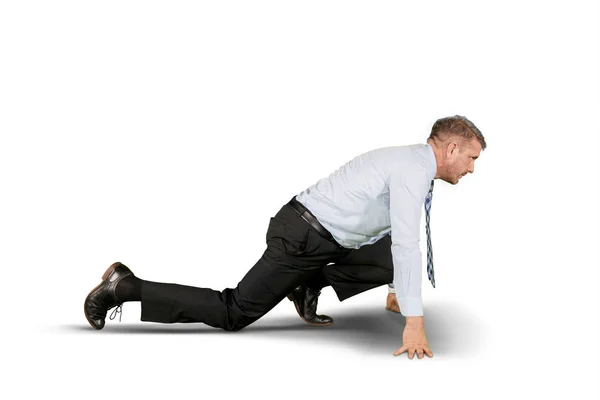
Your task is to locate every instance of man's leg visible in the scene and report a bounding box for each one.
[141,206,340,331]
[140,247,311,331]
[84,201,341,331]
[289,234,395,321]
[308,234,394,301]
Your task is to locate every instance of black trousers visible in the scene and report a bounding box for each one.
[141,199,394,331]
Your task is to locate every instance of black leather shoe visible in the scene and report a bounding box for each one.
[84,262,133,330]
[287,286,333,326]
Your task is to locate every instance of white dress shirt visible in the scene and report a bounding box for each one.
[295,143,437,316]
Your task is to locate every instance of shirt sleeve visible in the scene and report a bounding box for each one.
[387,283,395,293]
[388,163,430,316]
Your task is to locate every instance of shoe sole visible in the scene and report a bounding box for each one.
[83,262,121,330]
[287,294,333,327]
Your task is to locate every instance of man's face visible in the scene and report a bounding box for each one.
[443,138,482,185]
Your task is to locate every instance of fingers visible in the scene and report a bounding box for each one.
[385,304,401,313]
[393,346,407,356]
[424,347,433,358]
[394,346,433,359]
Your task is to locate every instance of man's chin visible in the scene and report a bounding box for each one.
[442,177,459,185]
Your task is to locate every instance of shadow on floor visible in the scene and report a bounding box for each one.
[59,303,483,356]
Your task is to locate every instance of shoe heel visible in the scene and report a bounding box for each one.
[101,262,121,280]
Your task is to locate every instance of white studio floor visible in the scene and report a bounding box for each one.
[10,276,598,400]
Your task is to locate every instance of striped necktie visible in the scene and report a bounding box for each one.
[425,179,435,288]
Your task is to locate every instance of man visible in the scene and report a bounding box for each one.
[84,115,486,359]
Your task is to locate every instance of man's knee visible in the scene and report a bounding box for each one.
[224,313,257,331]
[222,289,261,331]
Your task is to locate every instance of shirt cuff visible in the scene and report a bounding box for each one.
[387,283,395,294]
[397,297,423,316]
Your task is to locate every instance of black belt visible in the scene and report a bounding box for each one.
[287,196,343,248]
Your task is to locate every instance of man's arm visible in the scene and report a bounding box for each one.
[388,165,433,359]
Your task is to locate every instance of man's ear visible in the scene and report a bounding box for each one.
[446,142,458,157]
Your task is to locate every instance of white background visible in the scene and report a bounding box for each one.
[1,1,598,399]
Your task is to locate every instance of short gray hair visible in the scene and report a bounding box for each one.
[429,115,487,150]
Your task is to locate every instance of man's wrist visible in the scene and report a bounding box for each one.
[405,316,424,326]
[397,297,423,316]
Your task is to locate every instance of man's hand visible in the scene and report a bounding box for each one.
[385,293,401,313]
[393,316,433,359]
